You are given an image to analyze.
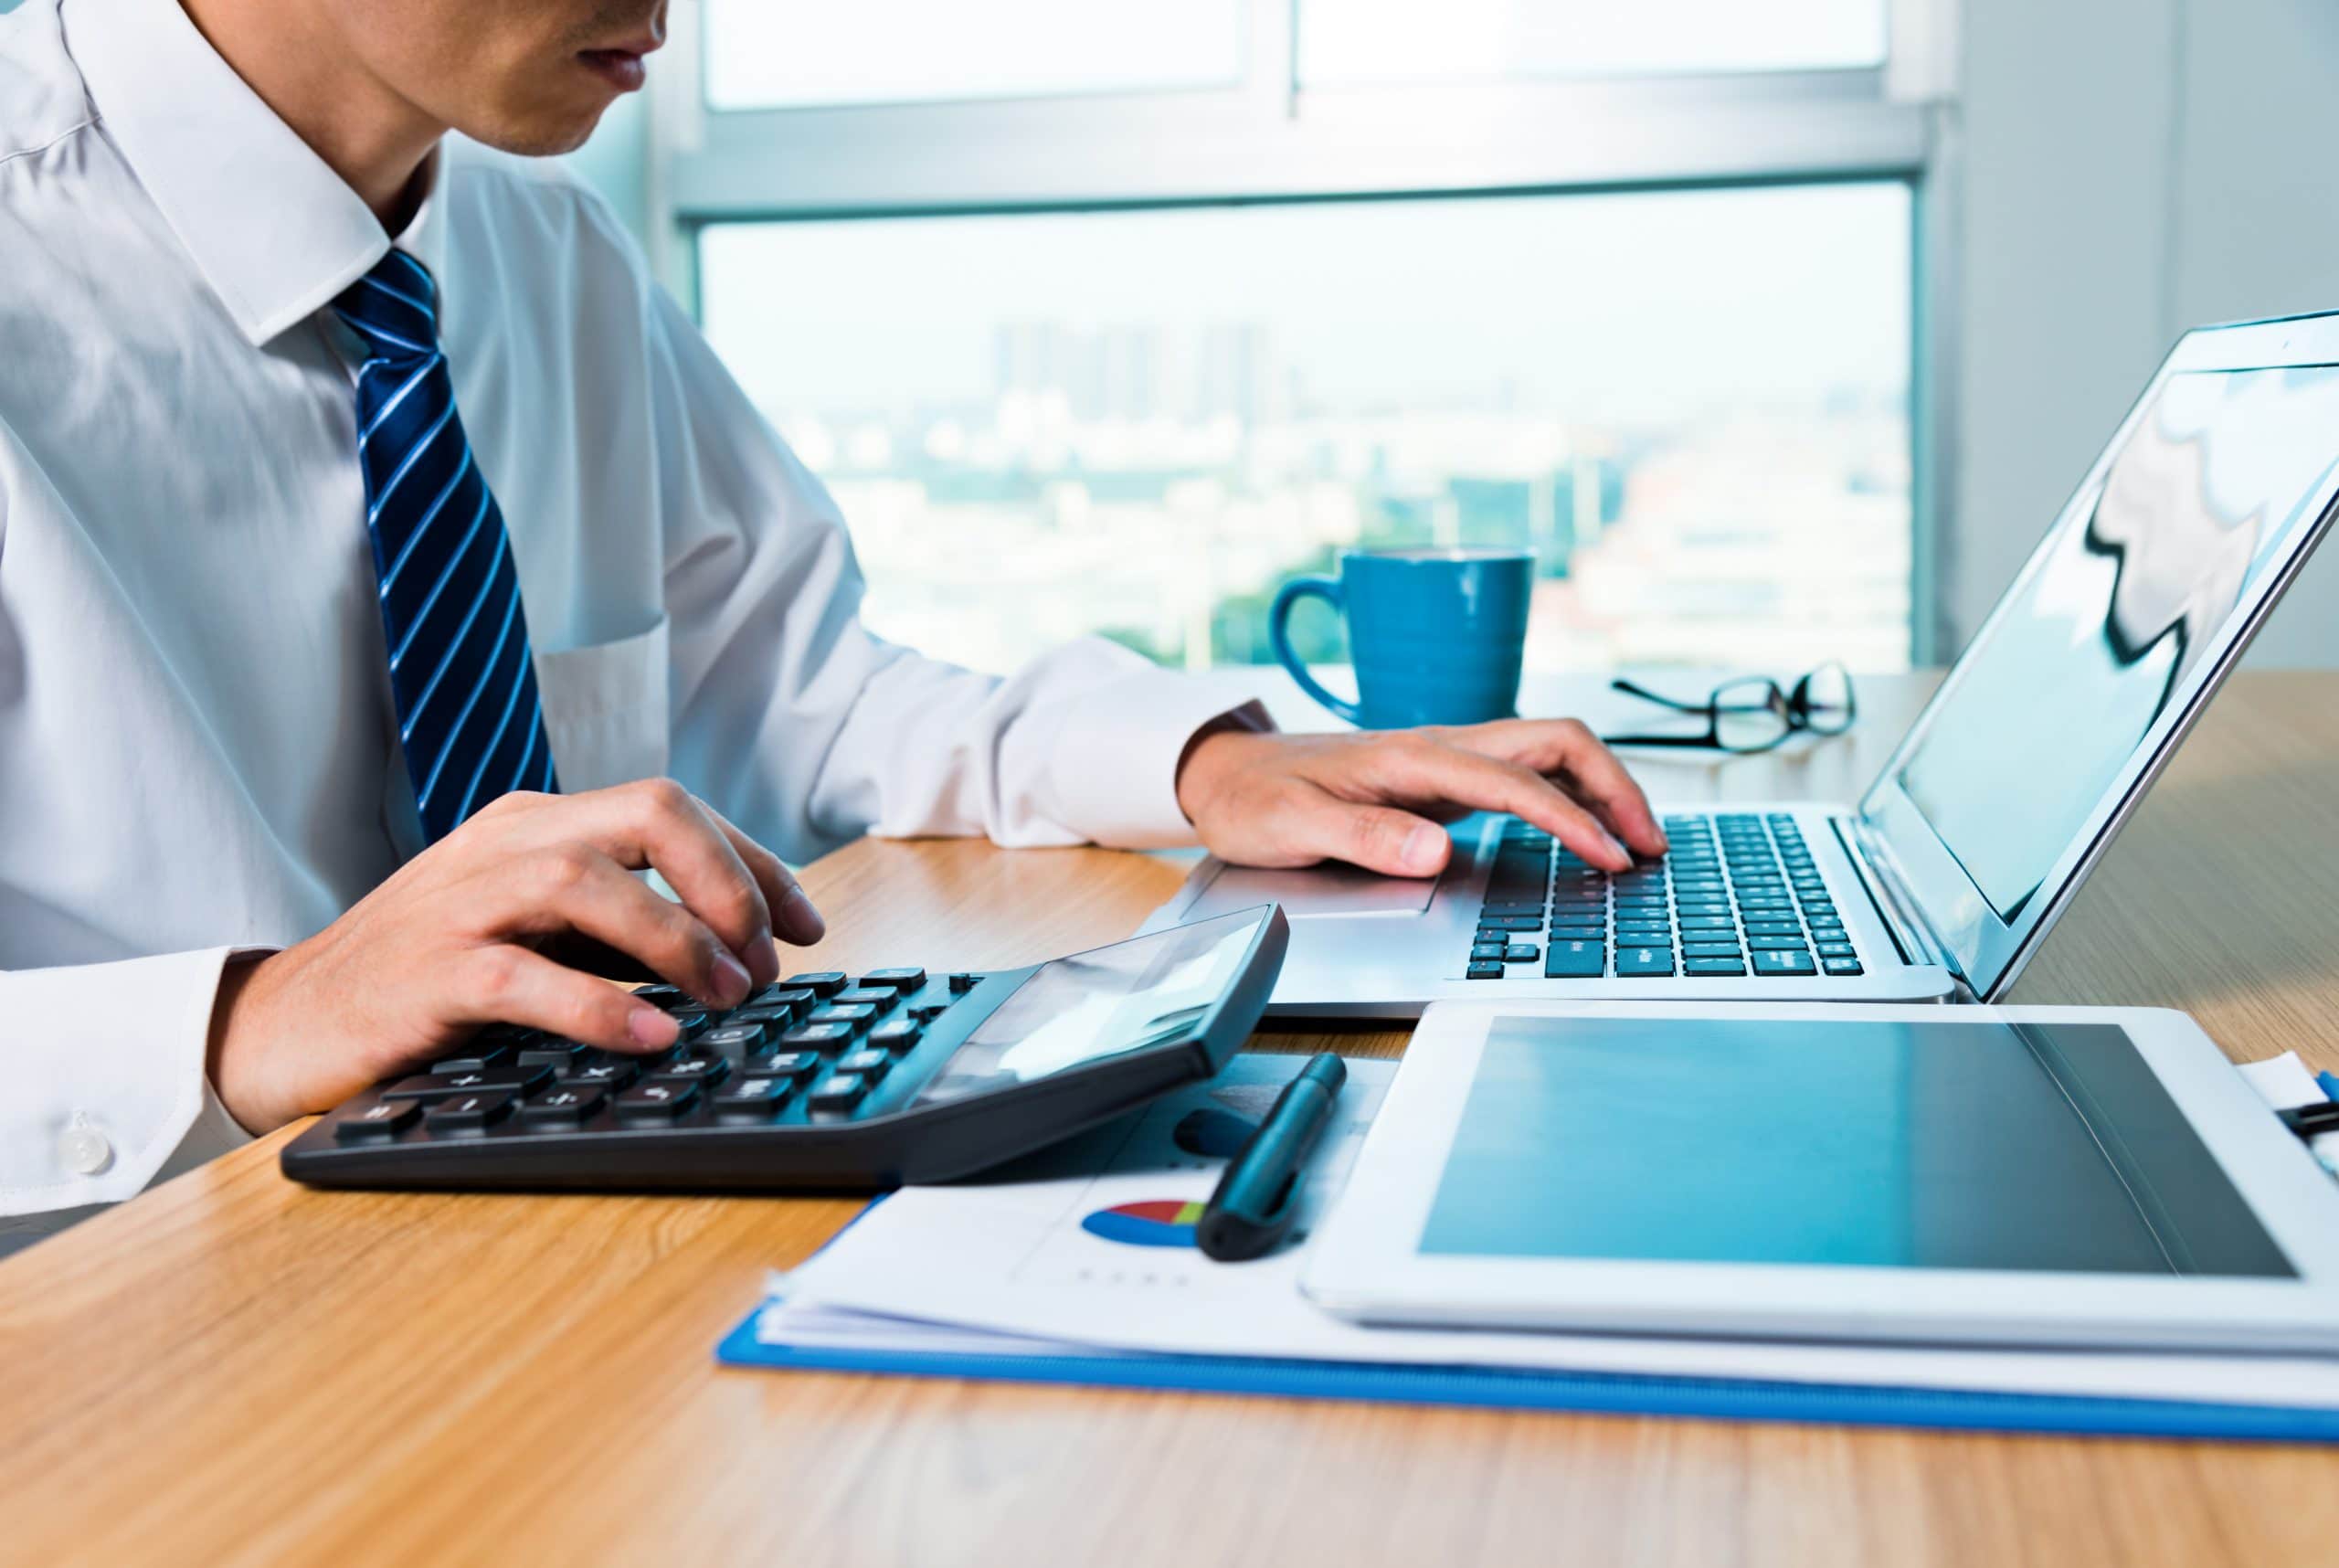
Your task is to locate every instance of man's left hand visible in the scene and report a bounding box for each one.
[1175,720,1668,878]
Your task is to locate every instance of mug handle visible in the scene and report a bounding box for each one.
[1268,576,1364,726]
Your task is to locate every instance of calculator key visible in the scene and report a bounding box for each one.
[566,1057,640,1090]
[381,1065,552,1101]
[521,1085,608,1124]
[614,1080,700,1120]
[1614,948,1676,977]
[630,984,691,1010]
[746,986,819,1021]
[808,1074,870,1112]
[697,1023,773,1056]
[832,987,899,1012]
[516,1038,592,1072]
[647,1053,732,1087]
[760,1051,824,1079]
[1822,957,1865,976]
[861,968,927,991]
[713,1077,796,1121]
[786,971,849,998]
[666,1011,715,1041]
[810,1003,879,1033]
[1466,961,1504,980]
[869,1021,922,1053]
[947,972,982,993]
[726,1003,799,1034]
[780,1022,859,1051]
[334,1100,420,1142]
[836,1048,892,1077]
[906,1001,954,1023]
[1685,957,1747,976]
[429,1041,516,1075]
[1752,948,1818,977]
[1544,941,1605,979]
[424,1092,513,1132]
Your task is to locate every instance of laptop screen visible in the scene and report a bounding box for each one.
[1879,362,2339,937]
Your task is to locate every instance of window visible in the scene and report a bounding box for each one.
[660,0,1942,674]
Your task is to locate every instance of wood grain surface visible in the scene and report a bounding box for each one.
[5,672,2339,1568]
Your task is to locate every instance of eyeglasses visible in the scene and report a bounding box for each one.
[1603,662,1857,754]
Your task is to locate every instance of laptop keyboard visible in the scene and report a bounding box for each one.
[1466,812,1864,980]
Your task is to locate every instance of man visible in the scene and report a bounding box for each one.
[0,0,1665,1237]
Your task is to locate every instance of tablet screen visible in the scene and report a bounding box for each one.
[1418,1018,2296,1277]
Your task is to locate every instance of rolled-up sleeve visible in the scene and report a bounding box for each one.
[0,948,253,1226]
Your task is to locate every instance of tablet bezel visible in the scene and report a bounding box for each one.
[1301,1001,2339,1353]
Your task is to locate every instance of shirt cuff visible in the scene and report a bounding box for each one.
[1042,670,1278,851]
[0,947,255,1218]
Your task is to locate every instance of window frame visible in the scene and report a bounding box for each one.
[640,0,1962,665]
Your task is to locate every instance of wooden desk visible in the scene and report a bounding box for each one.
[6,672,2339,1567]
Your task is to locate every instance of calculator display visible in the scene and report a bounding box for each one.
[913,908,1265,1106]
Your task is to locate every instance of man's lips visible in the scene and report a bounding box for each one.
[577,48,649,90]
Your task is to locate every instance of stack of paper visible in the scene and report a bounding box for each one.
[725,1054,2339,1438]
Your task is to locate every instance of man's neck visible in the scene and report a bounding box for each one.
[177,0,441,230]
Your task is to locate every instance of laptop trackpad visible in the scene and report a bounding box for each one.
[1186,863,1440,919]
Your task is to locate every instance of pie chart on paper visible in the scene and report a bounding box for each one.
[1080,1199,1206,1248]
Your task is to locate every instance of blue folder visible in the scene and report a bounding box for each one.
[718,1308,2339,1444]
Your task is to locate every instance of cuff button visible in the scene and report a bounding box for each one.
[59,1126,113,1176]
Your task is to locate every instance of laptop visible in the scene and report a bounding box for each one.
[1144,311,2339,1016]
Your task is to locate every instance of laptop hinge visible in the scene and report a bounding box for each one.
[1833,813,1961,980]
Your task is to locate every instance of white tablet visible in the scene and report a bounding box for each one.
[1301,1003,2339,1353]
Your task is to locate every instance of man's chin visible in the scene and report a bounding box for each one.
[462,99,613,159]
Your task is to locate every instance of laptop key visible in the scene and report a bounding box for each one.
[1502,945,1540,962]
[1544,941,1605,979]
[1682,941,1744,958]
[1816,941,1858,959]
[1685,957,1746,976]
[1742,920,1803,936]
[1614,948,1675,977]
[1479,915,1542,930]
[1466,961,1504,980]
[1752,948,1818,977]
[1746,934,1813,949]
[1823,957,1866,976]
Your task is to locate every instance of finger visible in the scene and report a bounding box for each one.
[698,800,825,953]
[452,944,682,1055]
[1374,741,1632,872]
[1454,720,1668,858]
[542,780,774,975]
[479,845,756,1010]
[1286,790,1455,877]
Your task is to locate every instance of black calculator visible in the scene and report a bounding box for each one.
[280,906,1288,1192]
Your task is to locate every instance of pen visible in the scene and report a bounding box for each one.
[2318,1070,2339,1104]
[1195,1052,1346,1263]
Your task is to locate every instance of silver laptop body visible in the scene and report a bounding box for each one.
[1146,312,2339,1017]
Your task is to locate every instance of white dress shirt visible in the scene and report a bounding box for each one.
[0,0,1249,1239]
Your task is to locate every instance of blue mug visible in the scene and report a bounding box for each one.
[1267,547,1534,727]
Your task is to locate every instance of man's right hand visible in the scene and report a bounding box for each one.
[204,779,826,1135]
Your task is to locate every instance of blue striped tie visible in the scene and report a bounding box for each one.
[333,250,558,842]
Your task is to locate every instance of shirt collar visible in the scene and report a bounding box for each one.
[64,0,444,347]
